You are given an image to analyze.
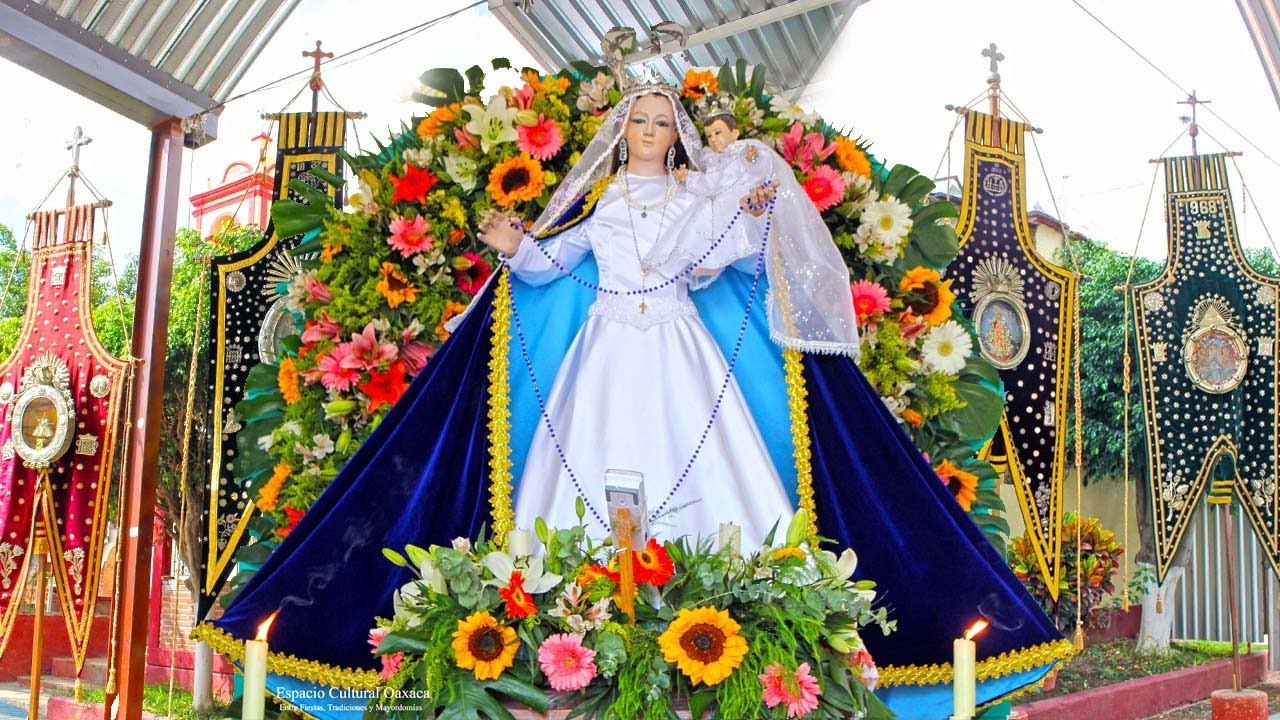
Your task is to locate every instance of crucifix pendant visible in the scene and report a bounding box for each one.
[639,300,647,314]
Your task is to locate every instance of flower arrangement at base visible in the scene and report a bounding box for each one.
[367,510,893,719]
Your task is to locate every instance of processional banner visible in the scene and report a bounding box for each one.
[200,111,349,617]
[1130,153,1280,580]
[950,112,1077,598]
[0,206,129,671]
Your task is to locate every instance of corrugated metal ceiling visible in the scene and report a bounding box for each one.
[491,0,867,95]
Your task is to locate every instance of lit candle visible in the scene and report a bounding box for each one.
[507,528,533,558]
[953,619,988,719]
[718,523,741,558]
[243,612,277,720]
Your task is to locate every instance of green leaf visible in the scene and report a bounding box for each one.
[946,378,1004,440]
[915,200,959,225]
[306,166,346,189]
[902,222,959,268]
[688,688,716,720]
[482,676,548,714]
[465,65,486,96]
[271,199,326,238]
[492,57,512,71]
[748,63,766,100]
[377,630,433,655]
[880,165,918,199]
[383,548,408,567]
[972,513,1011,536]
[419,68,466,104]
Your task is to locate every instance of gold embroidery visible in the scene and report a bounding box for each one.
[783,349,817,538]
[190,623,381,689]
[487,270,515,546]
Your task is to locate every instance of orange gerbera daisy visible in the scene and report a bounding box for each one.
[487,153,546,208]
[835,136,872,178]
[277,357,302,405]
[499,570,539,619]
[935,459,979,511]
[417,102,462,138]
[898,266,956,326]
[681,69,718,99]
[576,563,621,588]
[376,262,418,308]
[633,538,675,586]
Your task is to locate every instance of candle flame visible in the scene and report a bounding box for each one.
[964,619,989,641]
[256,611,279,641]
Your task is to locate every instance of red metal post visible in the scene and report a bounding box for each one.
[107,118,183,720]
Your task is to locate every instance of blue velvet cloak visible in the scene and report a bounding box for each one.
[207,230,1069,718]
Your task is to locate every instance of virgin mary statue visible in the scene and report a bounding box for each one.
[205,77,1070,718]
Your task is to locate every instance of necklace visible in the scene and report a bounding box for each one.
[618,165,676,219]
[618,166,672,314]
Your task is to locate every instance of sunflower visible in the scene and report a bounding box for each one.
[487,153,546,208]
[935,459,979,511]
[658,606,749,686]
[452,611,520,680]
[376,262,418,308]
[898,266,956,326]
[681,69,718,99]
[633,538,674,586]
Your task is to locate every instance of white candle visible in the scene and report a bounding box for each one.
[243,612,277,720]
[718,523,741,558]
[507,528,533,558]
[953,619,988,719]
[952,637,976,719]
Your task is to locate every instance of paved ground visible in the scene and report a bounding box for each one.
[0,681,42,720]
[1138,677,1280,719]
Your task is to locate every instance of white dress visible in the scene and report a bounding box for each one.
[509,173,794,547]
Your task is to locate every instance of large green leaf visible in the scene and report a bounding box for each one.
[418,67,466,105]
[271,199,327,238]
[901,222,959,269]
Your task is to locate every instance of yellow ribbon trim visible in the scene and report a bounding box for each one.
[488,269,515,546]
[878,637,1076,687]
[783,348,818,538]
[534,176,614,239]
[190,623,380,690]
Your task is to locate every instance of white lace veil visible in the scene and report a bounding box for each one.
[531,86,702,236]
[530,85,860,358]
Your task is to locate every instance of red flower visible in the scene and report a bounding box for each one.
[499,570,538,619]
[633,539,675,586]
[517,115,565,161]
[802,166,846,213]
[390,163,440,204]
[850,280,891,324]
[576,563,620,587]
[358,360,409,414]
[276,506,306,538]
[453,252,493,296]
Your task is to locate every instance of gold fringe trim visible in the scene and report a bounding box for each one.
[534,176,614,239]
[488,269,516,547]
[783,348,818,539]
[191,623,381,689]
[878,637,1076,687]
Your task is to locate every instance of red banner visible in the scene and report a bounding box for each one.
[0,205,128,674]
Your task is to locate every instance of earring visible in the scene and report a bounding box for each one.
[666,146,676,170]
[619,139,628,163]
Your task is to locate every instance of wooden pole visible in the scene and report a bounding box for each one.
[28,533,48,720]
[105,118,183,720]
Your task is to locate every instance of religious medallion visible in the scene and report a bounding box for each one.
[1182,296,1248,394]
[971,258,1031,369]
[9,353,75,469]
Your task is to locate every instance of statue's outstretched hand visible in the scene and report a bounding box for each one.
[741,181,775,217]
[478,212,524,256]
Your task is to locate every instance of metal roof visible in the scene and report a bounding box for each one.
[0,0,301,142]
[1237,0,1280,110]
[490,0,867,96]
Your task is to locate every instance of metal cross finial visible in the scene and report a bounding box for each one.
[64,126,92,206]
[982,43,1004,85]
[303,40,333,93]
[1178,91,1211,156]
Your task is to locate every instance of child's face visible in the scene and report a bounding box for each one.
[705,118,739,153]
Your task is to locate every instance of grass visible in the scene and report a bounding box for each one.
[57,683,226,719]
[1037,638,1238,699]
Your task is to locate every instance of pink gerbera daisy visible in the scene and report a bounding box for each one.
[850,280,891,324]
[760,662,822,719]
[388,215,434,257]
[367,627,404,682]
[537,633,598,692]
[517,115,564,161]
[310,342,361,392]
[802,165,846,213]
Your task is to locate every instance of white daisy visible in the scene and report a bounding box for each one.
[921,321,973,375]
[860,196,914,244]
[769,95,820,124]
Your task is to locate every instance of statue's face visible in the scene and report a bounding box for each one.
[624,94,677,166]
[704,118,739,153]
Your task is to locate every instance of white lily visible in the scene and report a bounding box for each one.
[417,555,447,594]
[443,153,478,192]
[463,96,519,153]
[481,551,562,592]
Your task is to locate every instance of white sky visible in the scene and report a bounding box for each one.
[0,0,1277,267]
